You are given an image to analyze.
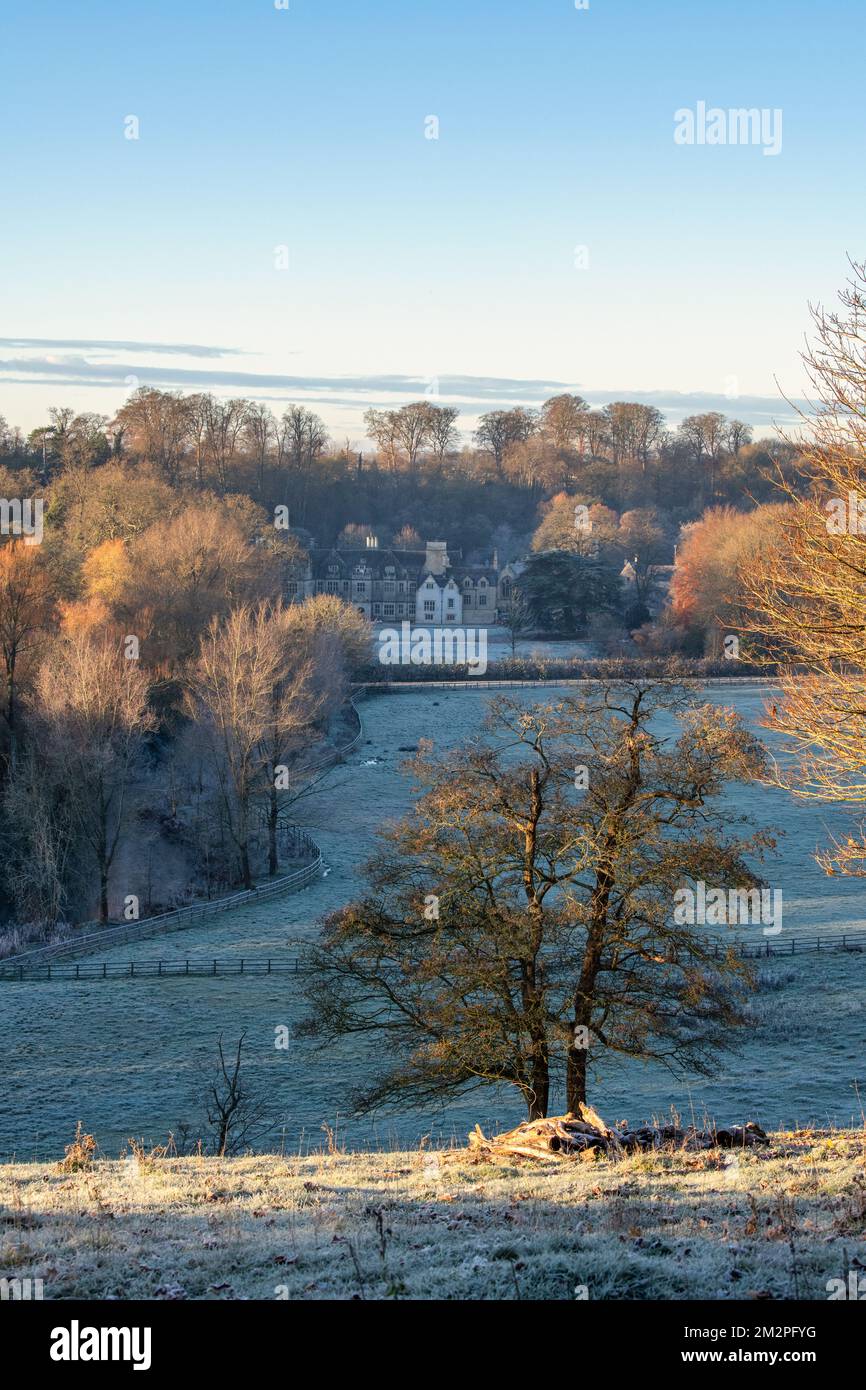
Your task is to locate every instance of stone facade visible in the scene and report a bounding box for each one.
[286,537,514,626]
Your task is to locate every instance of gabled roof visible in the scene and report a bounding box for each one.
[311,546,422,579]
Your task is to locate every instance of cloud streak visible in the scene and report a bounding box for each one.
[0,343,805,431]
[0,337,245,358]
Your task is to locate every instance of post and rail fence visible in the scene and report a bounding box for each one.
[2,926,866,982]
[0,698,366,979]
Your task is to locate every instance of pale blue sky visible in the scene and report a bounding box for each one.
[1,0,863,439]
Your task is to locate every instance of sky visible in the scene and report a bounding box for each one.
[1,0,864,443]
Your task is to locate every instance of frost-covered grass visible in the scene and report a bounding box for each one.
[2,1131,865,1300]
[3,684,866,1161]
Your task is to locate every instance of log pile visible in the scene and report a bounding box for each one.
[468,1105,768,1162]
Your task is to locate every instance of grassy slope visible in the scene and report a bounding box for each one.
[2,1131,864,1300]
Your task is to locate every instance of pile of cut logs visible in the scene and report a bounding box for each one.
[468,1105,768,1162]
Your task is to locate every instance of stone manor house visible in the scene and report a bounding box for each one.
[285,536,519,626]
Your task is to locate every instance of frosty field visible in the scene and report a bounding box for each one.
[2,682,866,1162]
[2,1130,863,1301]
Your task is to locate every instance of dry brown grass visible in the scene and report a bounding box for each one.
[2,1128,865,1300]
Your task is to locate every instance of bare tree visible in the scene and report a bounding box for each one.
[679,412,729,503]
[203,397,249,491]
[243,403,276,496]
[426,404,460,464]
[113,389,189,485]
[474,408,538,474]
[187,603,323,888]
[363,408,402,471]
[38,631,155,922]
[541,393,590,449]
[204,1033,274,1155]
[393,402,432,469]
[743,260,866,875]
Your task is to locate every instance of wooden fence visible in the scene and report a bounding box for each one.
[2,928,866,982]
[0,833,323,974]
[0,699,365,978]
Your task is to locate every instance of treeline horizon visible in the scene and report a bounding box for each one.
[1,389,807,563]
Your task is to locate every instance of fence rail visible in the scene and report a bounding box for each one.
[720,930,866,959]
[2,929,866,982]
[358,677,778,693]
[0,956,307,981]
[0,832,323,972]
[0,700,365,977]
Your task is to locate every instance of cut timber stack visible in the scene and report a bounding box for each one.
[468,1105,768,1162]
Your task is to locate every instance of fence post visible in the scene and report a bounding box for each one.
[103,962,107,978]
[213,960,217,975]
[158,960,162,976]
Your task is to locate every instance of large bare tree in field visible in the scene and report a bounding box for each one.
[38,632,155,922]
[744,261,866,875]
[300,684,767,1119]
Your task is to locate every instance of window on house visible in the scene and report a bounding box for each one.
[383,603,395,617]
[286,581,298,595]
[424,601,435,616]
[355,582,366,595]
[326,581,339,593]
[384,581,395,596]
[479,593,487,605]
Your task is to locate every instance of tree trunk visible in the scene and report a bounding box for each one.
[268,781,278,877]
[240,843,253,891]
[527,1052,550,1119]
[566,1042,588,1113]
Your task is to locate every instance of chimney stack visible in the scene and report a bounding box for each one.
[424,540,448,575]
